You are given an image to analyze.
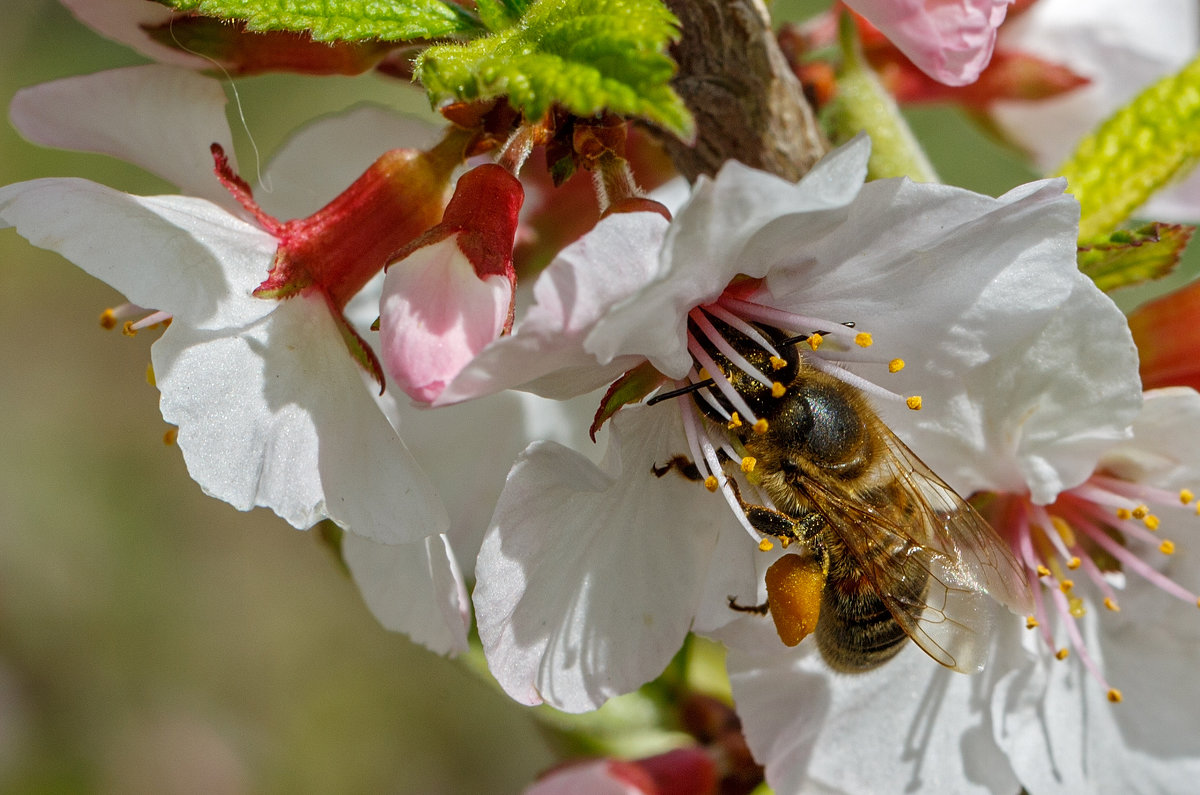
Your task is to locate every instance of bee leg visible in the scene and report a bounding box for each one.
[652,455,704,481]
[728,595,769,615]
[651,450,734,481]
[726,478,827,547]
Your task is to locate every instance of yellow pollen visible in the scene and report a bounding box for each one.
[146,363,156,387]
[1195,503,1200,516]
[807,333,823,351]
[888,358,905,373]
[1181,488,1195,505]
[1059,579,1075,594]
[753,419,769,434]
[1055,648,1070,660]
[1104,597,1120,612]
[1144,515,1161,531]
[854,332,873,348]
[771,381,786,398]
[1107,689,1123,704]
[1068,597,1085,618]
[163,427,178,446]
[704,475,719,492]
[100,308,118,330]
[1160,540,1176,555]
[1116,507,1132,520]
[1132,505,1149,519]
[1036,564,1051,578]
[741,456,757,473]
[1067,556,1081,570]
[906,395,923,411]
[769,355,787,371]
[121,321,138,337]
[727,412,743,429]
[1025,616,1039,629]
[758,538,774,552]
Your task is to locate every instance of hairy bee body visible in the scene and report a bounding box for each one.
[680,319,1031,673]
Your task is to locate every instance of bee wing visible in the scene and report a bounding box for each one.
[801,424,1032,673]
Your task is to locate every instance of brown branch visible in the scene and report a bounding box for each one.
[656,0,827,182]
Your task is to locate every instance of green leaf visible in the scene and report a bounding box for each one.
[1058,54,1200,240]
[415,0,694,139]
[475,0,531,31]
[821,12,937,182]
[160,0,483,42]
[1077,222,1195,293]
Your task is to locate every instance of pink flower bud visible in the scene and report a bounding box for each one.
[379,164,524,403]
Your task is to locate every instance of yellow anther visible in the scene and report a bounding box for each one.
[1036,564,1051,578]
[1059,579,1074,594]
[1107,689,1123,704]
[1104,597,1120,612]
[1160,540,1176,555]
[888,358,905,373]
[146,363,156,387]
[121,320,137,337]
[741,456,757,473]
[753,419,769,434]
[807,333,823,351]
[906,395,923,411]
[100,308,118,330]
[1144,515,1161,531]
[758,538,774,552]
[854,332,873,348]
[1116,507,1132,520]
[1132,504,1149,519]
[1067,556,1081,570]
[1068,597,1085,618]
[704,475,719,492]
[697,367,711,380]
[727,412,743,429]
[1055,648,1070,660]
[771,381,786,398]
[1050,516,1076,547]
[779,536,792,548]
[1181,488,1195,505]
[163,427,178,446]
[1025,616,1039,630]
[769,355,787,371]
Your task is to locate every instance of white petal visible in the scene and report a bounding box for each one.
[59,0,211,69]
[342,532,470,656]
[10,66,238,208]
[0,178,276,329]
[259,106,444,220]
[726,613,1023,795]
[154,293,448,544]
[587,137,871,378]
[994,571,1200,793]
[473,406,726,712]
[746,175,1136,503]
[1098,387,1200,490]
[436,211,668,404]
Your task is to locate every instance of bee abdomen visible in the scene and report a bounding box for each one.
[816,565,930,673]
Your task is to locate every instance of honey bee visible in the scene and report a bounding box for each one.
[657,317,1033,673]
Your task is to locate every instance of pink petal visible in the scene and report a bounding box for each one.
[379,237,513,403]
[846,0,1011,86]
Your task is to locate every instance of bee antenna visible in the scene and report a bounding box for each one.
[647,378,717,406]
[779,330,831,348]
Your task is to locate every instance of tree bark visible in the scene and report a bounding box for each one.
[657,0,827,182]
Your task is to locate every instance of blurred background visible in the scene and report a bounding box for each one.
[1,1,1194,793]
